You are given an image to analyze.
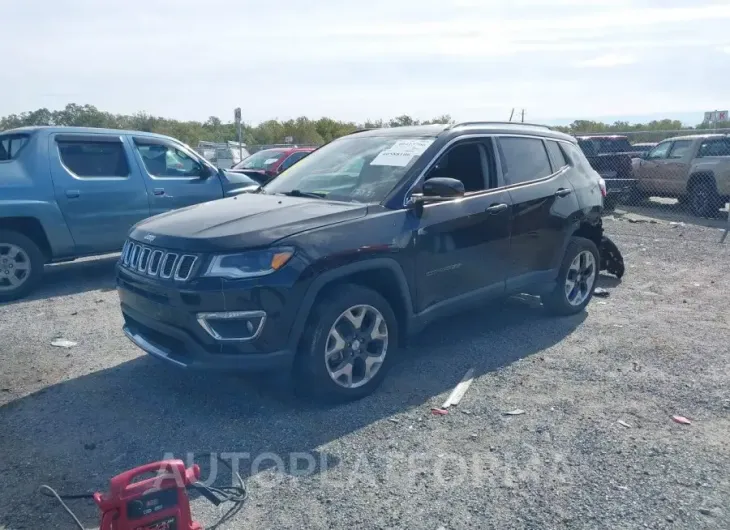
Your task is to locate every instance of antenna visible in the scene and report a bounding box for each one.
[521,109,525,123]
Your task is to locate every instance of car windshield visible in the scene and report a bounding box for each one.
[233,149,286,170]
[263,136,434,203]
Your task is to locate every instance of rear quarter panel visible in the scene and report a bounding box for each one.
[0,131,76,257]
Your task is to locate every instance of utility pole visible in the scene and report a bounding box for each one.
[509,108,515,122]
[521,109,525,123]
[234,107,242,162]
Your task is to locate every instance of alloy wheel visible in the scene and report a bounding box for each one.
[0,243,31,292]
[325,304,389,389]
[564,250,596,307]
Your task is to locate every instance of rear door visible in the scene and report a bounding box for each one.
[664,139,694,194]
[130,137,224,215]
[496,135,581,291]
[48,133,150,254]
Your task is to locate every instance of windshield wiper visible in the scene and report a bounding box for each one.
[279,189,327,199]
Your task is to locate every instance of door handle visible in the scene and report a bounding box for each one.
[65,189,80,199]
[485,203,508,214]
[153,188,165,196]
[555,188,572,197]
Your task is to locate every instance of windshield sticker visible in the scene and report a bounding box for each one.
[370,139,433,167]
[264,158,279,164]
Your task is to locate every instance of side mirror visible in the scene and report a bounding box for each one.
[422,177,465,198]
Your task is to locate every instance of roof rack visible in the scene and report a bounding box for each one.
[447,121,552,130]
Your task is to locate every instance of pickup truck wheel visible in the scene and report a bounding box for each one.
[0,230,44,302]
[541,237,599,316]
[689,180,721,218]
[294,284,398,402]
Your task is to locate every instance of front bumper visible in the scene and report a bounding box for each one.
[117,264,302,372]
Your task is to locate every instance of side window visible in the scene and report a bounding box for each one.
[668,140,692,159]
[646,142,671,160]
[136,143,203,178]
[424,141,490,193]
[497,137,553,185]
[0,134,30,161]
[57,140,129,178]
[279,151,309,172]
[698,139,730,157]
[545,140,568,171]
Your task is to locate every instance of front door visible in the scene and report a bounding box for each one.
[636,140,672,194]
[496,136,581,291]
[130,137,224,215]
[49,133,150,254]
[664,139,693,195]
[412,139,512,313]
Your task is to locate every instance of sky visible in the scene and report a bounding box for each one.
[3,0,730,126]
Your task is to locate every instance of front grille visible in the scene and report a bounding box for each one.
[120,240,198,281]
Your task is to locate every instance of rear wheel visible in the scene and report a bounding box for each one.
[294,284,398,401]
[0,230,45,302]
[542,237,599,316]
[688,179,721,218]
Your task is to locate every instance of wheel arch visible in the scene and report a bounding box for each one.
[288,258,414,350]
[0,217,51,261]
[687,171,717,192]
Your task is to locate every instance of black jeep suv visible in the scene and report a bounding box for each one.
[117,122,606,400]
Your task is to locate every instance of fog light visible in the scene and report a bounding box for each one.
[196,311,266,342]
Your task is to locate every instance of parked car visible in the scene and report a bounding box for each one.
[576,135,638,210]
[0,126,261,301]
[117,121,606,400]
[227,147,315,184]
[632,134,730,216]
[630,142,657,157]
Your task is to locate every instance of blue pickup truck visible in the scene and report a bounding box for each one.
[0,126,260,301]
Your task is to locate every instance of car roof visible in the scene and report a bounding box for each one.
[576,135,629,140]
[661,133,729,141]
[2,125,178,142]
[348,122,576,143]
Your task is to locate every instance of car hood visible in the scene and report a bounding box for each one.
[130,193,368,252]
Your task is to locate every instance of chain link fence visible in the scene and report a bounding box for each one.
[576,129,730,244]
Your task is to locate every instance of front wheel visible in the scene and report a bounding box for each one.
[0,230,45,303]
[542,237,599,316]
[294,284,398,401]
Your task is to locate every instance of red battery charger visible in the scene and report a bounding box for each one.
[93,459,202,530]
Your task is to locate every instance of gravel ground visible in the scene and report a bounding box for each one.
[1,217,729,530]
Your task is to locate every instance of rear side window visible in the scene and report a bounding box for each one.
[498,137,553,185]
[698,139,730,157]
[57,140,129,177]
[0,134,30,161]
[545,141,568,170]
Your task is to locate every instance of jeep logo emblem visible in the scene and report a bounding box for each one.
[143,234,156,242]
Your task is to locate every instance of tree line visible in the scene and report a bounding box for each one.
[1,103,728,147]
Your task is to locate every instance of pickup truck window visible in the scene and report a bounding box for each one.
[698,139,730,157]
[136,144,204,178]
[0,134,29,161]
[646,142,671,160]
[57,140,130,177]
[668,140,692,159]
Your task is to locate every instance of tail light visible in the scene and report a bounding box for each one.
[598,177,607,197]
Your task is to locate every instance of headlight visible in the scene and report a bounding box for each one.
[204,247,294,279]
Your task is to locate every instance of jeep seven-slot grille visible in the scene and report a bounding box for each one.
[120,240,198,281]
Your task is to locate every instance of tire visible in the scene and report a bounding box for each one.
[541,237,600,316]
[0,230,45,303]
[627,186,648,205]
[603,195,617,212]
[599,235,625,279]
[688,179,721,218]
[294,284,398,402]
